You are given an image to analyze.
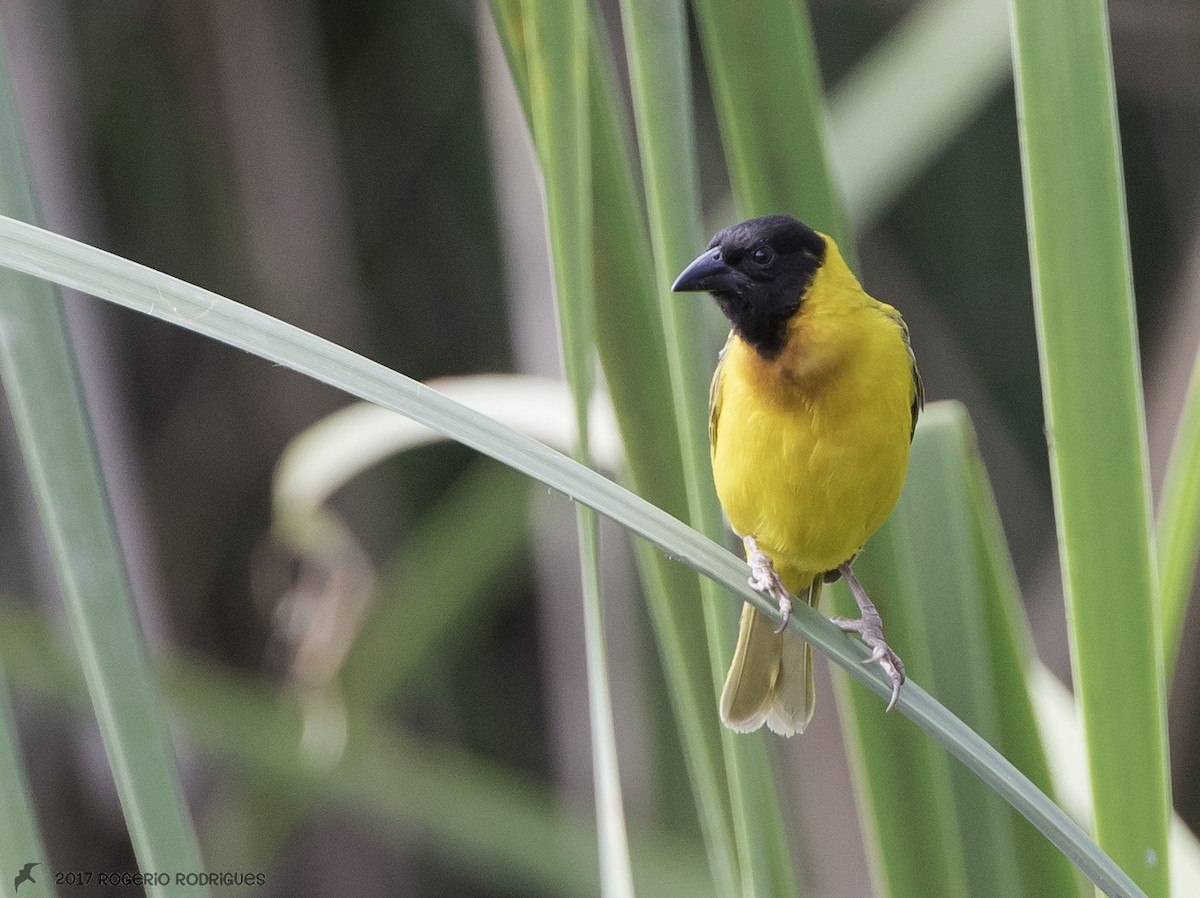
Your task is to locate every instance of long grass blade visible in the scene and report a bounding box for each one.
[1157,345,1200,674]
[0,662,53,896]
[844,402,1082,897]
[0,37,206,895]
[1009,0,1170,892]
[0,213,1150,898]
[520,2,635,892]
[689,0,847,245]
[1029,663,1200,895]
[616,0,797,893]
[583,19,740,892]
[520,0,594,423]
[488,4,741,889]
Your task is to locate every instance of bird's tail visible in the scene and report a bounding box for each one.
[719,572,820,737]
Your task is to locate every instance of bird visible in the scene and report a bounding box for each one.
[672,214,922,736]
[14,862,39,891]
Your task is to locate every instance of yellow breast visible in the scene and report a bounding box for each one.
[709,257,915,583]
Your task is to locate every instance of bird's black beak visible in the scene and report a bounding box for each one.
[672,248,741,293]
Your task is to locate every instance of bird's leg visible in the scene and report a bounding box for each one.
[743,535,792,633]
[828,563,906,711]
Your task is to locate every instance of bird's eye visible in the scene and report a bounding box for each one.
[751,246,774,266]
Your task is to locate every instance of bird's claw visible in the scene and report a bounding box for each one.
[830,606,906,711]
[833,563,907,711]
[773,594,793,634]
[744,536,792,633]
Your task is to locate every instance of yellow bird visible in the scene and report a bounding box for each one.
[673,215,922,736]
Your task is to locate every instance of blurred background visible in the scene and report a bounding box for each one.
[0,0,1196,895]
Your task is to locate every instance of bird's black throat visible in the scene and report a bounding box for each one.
[712,292,798,361]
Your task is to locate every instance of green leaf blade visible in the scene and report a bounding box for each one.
[1009,0,1170,892]
[845,403,1081,898]
[519,3,637,894]
[616,0,800,894]
[689,0,847,245]
[1157,346,1200,674]
[0,31,206,894]
[489,7,743,891]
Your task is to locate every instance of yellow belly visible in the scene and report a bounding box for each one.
[711,318,913,583]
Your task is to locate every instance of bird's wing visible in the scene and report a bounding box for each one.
[708,333,733,457]
[881,305,923,440]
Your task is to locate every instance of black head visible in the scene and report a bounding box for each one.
[672,215,826,358]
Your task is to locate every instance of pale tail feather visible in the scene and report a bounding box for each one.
[719,603,782,733]
[766,631,813,736]
[719,579,820,737]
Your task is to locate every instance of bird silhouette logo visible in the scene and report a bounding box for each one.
[14,862,39,892]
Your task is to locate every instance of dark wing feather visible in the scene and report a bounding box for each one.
[883,307,923,441]
[708,334,733,456]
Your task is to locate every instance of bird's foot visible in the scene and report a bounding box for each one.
[829,563,906,711]
[743,536,792,633]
